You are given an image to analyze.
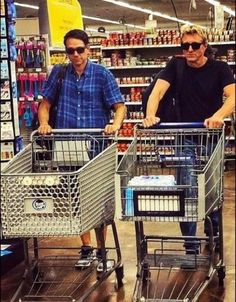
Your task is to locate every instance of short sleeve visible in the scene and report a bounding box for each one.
[102,69,123,108]
[158,57,178,85]
[219,62,235,88]
[41,64,62,104]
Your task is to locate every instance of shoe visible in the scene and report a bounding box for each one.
[75,246,96,268]
[184,242,199,255]
[96,249,114,272]
[186,249,199,255]
[97,259,115,272]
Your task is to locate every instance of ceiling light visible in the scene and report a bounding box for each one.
[15,2,39,9]
[83,15,146,29]
[86,27,110,34]
[204,0,235,17]
[14,3,146,30]
[103,0,195,25]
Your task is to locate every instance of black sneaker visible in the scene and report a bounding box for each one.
[186,249,199,255]
[75,246,96,268]
[96,249,114,272]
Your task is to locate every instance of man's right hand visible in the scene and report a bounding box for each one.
[38,123,52,135]
[142,116,160,128]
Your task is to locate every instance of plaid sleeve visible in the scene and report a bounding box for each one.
[102,68,123,107]
[41,64,62,104]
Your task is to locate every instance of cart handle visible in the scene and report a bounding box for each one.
[138,122,205,129]
[30,128,109,141]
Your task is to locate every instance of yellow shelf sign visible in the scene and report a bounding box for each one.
[47,0,83,47]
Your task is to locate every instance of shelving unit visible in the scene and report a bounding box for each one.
[15,34,49,145]
[101,31,235,155]
[1,0,21,169]
[101,33,181,153]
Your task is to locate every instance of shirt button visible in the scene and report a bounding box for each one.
[78,91,80,94]
[77,117,80,120]
[78,105,80,107]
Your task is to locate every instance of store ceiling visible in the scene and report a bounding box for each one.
[15,0,235,31]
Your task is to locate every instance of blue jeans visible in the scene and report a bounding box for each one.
[178,139,219,251]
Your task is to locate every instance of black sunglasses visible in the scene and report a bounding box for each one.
[65,47,86,55]
[181,42,203,51]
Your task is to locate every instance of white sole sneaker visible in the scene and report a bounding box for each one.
[75,258,95,268]
[97,259,115,272]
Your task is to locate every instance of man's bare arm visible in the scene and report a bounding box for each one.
[38,99,52,134]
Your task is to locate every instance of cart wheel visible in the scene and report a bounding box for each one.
[115,264,124,288]
[218,265,226,287]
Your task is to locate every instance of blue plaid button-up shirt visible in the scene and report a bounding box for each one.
[42,60,123,128]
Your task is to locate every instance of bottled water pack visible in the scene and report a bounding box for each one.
[125,175,176,216]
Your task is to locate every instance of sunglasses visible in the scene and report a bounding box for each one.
[181,42,203,51]
[65,47,86,55]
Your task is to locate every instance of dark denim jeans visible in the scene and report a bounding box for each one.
[178,139,219,251]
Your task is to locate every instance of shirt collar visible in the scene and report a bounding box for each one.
[68,60,93,78]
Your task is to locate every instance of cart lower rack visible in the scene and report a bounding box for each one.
[116,123,225,301]
[1,129,123,302]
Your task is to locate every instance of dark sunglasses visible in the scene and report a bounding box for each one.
[181,42,203,51]
[65,47,86,55]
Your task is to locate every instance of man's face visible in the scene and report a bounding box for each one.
[65,38,90,67]
[181,33,207,63]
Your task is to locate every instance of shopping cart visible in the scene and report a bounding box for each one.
[1,129,123,302]
[115,122,225,302]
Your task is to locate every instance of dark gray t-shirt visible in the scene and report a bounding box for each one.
[159,57,234,122]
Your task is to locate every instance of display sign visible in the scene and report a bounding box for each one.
[47,0,83,47]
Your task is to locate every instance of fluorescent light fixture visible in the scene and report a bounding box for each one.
[85,27,110,34]
[103,0,195,25]
[14,2,146,29]
[15,2,39,9]
[83,15,146,29]
[204,0,235,17]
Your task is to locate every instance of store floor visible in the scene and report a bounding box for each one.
[1,169,235,302]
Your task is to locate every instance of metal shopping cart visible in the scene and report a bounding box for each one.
[116,123,225,302]
[1,129,123,302]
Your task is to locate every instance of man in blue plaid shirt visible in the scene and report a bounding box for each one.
[38,29,126,270]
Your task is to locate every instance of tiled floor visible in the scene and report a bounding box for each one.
[1,169,235,302]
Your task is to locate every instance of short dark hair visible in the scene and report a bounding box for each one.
[63,29,89,46]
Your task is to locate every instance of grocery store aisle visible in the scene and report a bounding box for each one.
[1,169,235,302]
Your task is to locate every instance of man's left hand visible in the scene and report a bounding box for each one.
[204,115,224,128]
[104,124,120,134]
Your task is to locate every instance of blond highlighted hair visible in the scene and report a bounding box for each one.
[180,24,207,43]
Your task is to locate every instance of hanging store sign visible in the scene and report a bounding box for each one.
[47,0,83,47]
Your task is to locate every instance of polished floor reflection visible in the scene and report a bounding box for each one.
[1,170,235,302]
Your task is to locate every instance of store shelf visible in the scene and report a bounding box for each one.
[108,65,166,70]
[119,84,149,87]
[102,44,180,50]
[90,45,101,49]
[111,119,142,123]
[125,102,142,105]
[210,41,235,46]
[49,47,65,51]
